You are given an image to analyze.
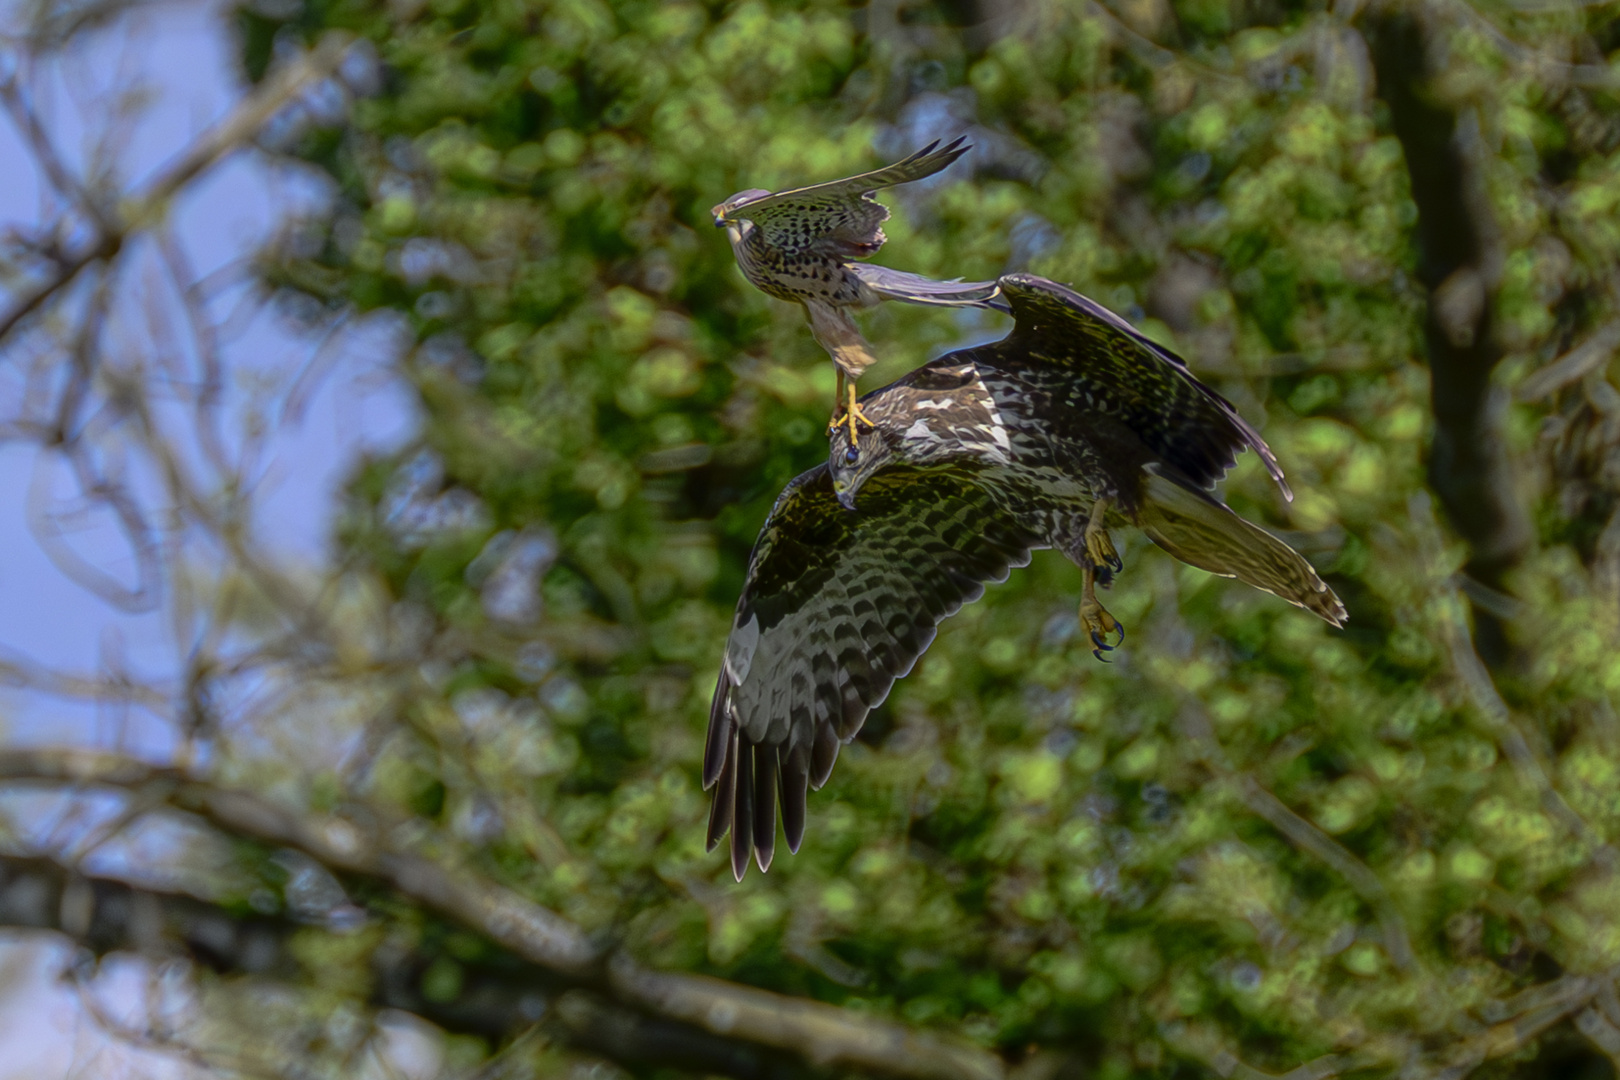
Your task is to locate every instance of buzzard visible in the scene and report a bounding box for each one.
[704,274,1345,880]
[712,137,1010,442]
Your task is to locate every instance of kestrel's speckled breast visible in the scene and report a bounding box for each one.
[734,231,872,307]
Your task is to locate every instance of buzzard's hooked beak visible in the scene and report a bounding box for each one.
[833,481,857,512]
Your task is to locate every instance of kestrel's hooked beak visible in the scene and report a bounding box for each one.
[710,204,729,228]
[833,480,857,512]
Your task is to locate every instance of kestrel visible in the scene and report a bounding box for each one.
[703,274,1344,879]
[712,137,1010,442]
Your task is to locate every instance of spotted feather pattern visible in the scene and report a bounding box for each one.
[704,274,1336,880]
[704,463,1040,880]
[728,137,970,258]
[718,138,1004,323]
[974,274,1291,500]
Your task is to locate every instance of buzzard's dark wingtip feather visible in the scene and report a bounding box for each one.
[706,737,737,853]
[702,676,732,790]
[781,747,809,853]
[810,721,840,790]
[731,738,755,882]
[753,747,779,874]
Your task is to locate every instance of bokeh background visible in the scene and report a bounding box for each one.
[3,1,1620,1077]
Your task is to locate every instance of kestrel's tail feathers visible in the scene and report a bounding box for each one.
[804,301,880,379]
[847,264,1013,314]
[1136,465,1346,626]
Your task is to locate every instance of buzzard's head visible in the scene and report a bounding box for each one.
[828,422,894,511]
[712,190,771,241]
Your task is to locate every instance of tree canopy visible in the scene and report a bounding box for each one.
[237,0,1620,1073]
[8,0,1620,1077]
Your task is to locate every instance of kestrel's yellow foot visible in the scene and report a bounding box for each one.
[844,398,873,444]
[829,382,874,442]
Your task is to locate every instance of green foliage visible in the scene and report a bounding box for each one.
[249,0,1620,1073]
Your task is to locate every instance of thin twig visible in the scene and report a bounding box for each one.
[1410,493,1616,866]
[0,32,352,349]
[1180,705,1415,971]
[1517,318,1620,402]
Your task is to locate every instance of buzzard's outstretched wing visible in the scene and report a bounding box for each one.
[993,273,1290,499]
[705,462,1040,880]
[732,137,969,258]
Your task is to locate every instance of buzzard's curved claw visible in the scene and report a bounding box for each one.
[1091,629,1114,663]
[1081,596,1124,663]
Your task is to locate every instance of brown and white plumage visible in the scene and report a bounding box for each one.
[712,138,1010,430]
[704,274,1344,880]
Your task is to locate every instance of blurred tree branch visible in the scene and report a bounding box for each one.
[0,30,352,348]
[0,748,1006,1080]
[1180,703,1414,972]
[0,852,813,1078]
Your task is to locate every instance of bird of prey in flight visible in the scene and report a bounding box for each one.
[712,137,1010,443]
[704,274,1345,880]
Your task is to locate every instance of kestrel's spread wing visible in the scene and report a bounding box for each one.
[991,274,1290,498]
[845,262,1011,313]
[703,462,1040,881]
[722,137,970,258]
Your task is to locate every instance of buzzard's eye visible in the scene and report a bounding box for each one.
[843,447,859,464]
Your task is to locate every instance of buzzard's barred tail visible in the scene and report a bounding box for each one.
[1137,466,1347,627]
[847,264,1012,313]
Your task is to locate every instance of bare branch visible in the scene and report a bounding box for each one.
[1576,1006,1620,1074]
[0,748,1009,1080]
[0,31,353,349]
[1517,318,1620,402]
[0,646,169,708]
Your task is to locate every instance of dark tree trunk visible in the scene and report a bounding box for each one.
[1366,7,1533,660]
